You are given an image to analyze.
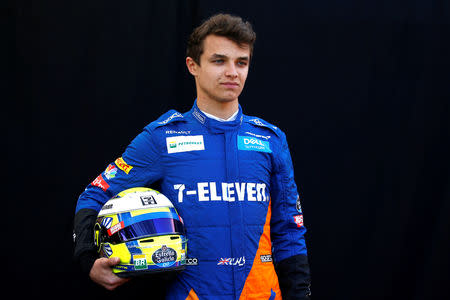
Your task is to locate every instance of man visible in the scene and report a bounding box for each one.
[74,13,311,299]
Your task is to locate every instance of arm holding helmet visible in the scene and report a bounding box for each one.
[73,208,130,290]
[270,131,312,300]
[73,121,165,289]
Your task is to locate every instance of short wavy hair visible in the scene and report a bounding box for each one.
[186,13,256,65]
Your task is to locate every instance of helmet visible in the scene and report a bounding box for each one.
[94,187,187,277]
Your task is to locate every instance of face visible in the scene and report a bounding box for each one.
[186,35,250,104]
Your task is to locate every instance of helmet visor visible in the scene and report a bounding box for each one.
[108,218,185,244]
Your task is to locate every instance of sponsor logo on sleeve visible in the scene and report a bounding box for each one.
[296,195,303,213]
[238,136,272,153]
[166,135,205,154]
[294,215,304,227]
[91,174,110,191]
[104,164,117,179]
[115,157,133,174]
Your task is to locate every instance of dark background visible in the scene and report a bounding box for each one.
[11,0,449,299]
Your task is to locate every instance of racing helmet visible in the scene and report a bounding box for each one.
[94,187,187,277]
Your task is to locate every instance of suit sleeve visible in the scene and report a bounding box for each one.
[270,131,311,299]
[73,126,164,274]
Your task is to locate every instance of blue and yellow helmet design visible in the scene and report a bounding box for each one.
[94,187,187,277]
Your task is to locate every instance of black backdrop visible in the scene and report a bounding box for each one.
[11,1,450,299]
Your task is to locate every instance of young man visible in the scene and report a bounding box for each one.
[74,14,311,299]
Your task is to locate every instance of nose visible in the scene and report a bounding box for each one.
[224,63,238,78]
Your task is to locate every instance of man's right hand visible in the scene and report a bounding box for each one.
[89,257,130,290]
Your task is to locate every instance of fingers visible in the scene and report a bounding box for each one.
[106,256,120,266]
[89,257,130,291]
[103,275,130,291]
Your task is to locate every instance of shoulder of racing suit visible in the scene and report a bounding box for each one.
[242,115,289,168]
[143,109,188,131]
[243,115,283,137]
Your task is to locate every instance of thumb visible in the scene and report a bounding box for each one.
[108,257,121,266]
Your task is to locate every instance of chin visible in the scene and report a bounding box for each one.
[217,92,241,103]
[217,97,237,103]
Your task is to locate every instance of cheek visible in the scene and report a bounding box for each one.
[204,69,221,83]
[239,71,248,83]
[199,72,215,88]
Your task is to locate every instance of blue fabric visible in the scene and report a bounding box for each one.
[269,289,277,300]
[75,101,307,299]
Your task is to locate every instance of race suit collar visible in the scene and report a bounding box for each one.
[191,100,243,133]
[201,109,239,122]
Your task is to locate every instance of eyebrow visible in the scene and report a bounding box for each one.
[210,53,249,61]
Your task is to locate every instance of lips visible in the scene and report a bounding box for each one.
[220,82,239,88]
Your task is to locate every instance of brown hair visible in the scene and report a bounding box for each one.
[186,13,256,65]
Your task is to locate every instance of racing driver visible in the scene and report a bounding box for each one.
[74,13,312,299]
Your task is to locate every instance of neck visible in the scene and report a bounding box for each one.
[196,96,239,120]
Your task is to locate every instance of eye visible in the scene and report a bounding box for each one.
[213,59,224,64]
[237,61,248,67]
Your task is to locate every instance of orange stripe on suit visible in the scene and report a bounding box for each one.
[185,288,199,300]
[239,201,282,299]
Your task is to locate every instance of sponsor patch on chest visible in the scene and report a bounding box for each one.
[238,135,272,153]
[166,135,205,154]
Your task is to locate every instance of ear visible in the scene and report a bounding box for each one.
[186,57,199,76]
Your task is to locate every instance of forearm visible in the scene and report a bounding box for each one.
[275,254,312,300]
[73,208,98,274]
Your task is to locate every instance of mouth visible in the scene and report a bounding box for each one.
[220,82,240,88]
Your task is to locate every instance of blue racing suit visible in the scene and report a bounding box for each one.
[74,101,311,299]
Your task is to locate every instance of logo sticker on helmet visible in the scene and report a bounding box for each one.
[133,254,148,270]
[140,195,157,206]
[152,245,177,268]
[103,244,113,257]
[108,221,124,236]
[101,217,113,229]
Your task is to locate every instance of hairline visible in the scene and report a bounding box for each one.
[193,34,253,66]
